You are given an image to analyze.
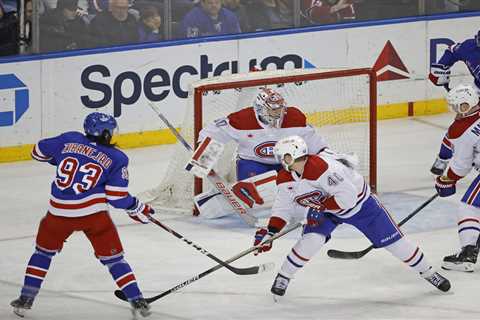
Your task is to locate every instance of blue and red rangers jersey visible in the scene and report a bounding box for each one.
[31,131,135,217]
[436,39,480,88]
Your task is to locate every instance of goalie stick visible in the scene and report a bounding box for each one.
[327,193,439,259]
[146,214,270,275]
[114,222,302,303]
[149,103,258,227]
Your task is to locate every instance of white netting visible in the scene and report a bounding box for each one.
[140,68,375,213]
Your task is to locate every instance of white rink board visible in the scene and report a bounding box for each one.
[1,15,480,147]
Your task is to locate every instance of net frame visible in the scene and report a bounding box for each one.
[190,67,378,198]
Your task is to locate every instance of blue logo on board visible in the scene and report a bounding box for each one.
[0,74,29,126]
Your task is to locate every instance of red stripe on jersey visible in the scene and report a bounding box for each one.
[117,273,136,288]
[322,196,341,210]
[458,217,480,225]
[31,145,51,161]
[50,197,107,209]
[281,107,307,128]
[105,190,129,197]
[404,247,419,263]
[442,137,452,148]
[26,267,47,278]
[466,180,480,204]
[302,156,329,181]
[446,168,463,181]
[193,137,211,161]
[292,248,309,262]
[228,108,263,130]
[276,169,295,185]
[447,112,480,139]
[268,216,287,232]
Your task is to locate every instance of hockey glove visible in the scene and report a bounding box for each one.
[126,197,155,224]
[430,157,449,176]
[429,64,451,86]
[306,210,327,227]
[253,228,274,256]
[435,176,456,197]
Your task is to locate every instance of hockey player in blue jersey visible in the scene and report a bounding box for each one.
[429,30,480,175]
[10,112,154,318]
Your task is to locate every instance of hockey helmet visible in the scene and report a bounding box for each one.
[446,84,480,116]
[274,135,308,172]
[253,87,287,128]
[84,112,118,137]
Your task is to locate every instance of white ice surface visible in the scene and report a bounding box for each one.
[1,113,480,320]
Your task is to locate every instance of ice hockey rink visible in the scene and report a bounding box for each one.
[1,112,479,320]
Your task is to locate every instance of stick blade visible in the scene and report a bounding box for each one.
[326,249,367,259]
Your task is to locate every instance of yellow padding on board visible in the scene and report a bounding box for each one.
[0,99,449,163]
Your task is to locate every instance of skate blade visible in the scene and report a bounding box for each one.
[272,294,283,303]
[131,308,152,319]
[13,307,26,318]
[441,262,474,272]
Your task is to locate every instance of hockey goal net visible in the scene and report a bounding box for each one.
[141,68,377,214]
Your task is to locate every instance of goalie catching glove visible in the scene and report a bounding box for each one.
[186,137,225,178]
[126,197,155,224]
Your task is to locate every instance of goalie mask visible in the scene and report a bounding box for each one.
[274,135,308,172]
[446,84,480,117]
[253,88,287,128]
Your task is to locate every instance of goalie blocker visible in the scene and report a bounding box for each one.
[194,170,278,219]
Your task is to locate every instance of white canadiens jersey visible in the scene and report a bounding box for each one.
[198,106,327,165]
[443,112,480,179]
[272,154,370,222]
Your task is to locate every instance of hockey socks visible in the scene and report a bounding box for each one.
[385,237,431,274]
[457,216,480,247]
[279,233,326,278]
[101,255,143,301]
[20,247,55,299]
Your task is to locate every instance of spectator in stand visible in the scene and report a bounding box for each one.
[89,0,139,47]
[137,4,162,43]
[246,0,293,31]
[0,0,18,56]
[301,0,356,25]
[178,0,241,38]
[223,0,252,32]
[40,0,90,52]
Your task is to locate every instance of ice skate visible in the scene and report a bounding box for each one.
[271,273,290,301]
[421,268,451,292]
[442,245,478,272]
[10,296,34,318]
[130,297,151,319]
[430,157,448,175]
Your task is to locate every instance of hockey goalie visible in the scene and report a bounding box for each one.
[186,87,329,219]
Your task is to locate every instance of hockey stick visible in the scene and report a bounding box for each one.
[146,215,272,275]
[114,222,302,303]
[149,103,258,227]
[327,193,439,259]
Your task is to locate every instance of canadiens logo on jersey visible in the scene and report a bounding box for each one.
[294,190,326,211]
[254,141,276,158]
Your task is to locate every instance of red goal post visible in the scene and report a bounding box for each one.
[192,68,377,197]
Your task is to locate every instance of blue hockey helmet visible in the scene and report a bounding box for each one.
[83,112,117,137]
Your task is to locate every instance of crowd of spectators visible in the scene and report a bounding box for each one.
[1,0,480,57]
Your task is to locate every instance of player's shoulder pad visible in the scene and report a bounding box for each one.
[302,155,329,180]
[276,169,295,185]
[447,112,480,139]
[281,107,307,128]
[227,107,263,130]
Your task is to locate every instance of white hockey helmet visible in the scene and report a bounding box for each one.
[253,87,287,128]
[274,135,308,172]
[446,84,480,116]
